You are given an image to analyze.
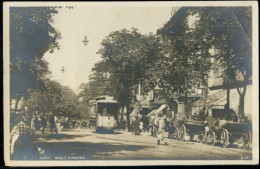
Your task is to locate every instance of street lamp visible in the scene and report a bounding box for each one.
[61,66,65,84]
[61,66,65,74]
[83,35,89,46]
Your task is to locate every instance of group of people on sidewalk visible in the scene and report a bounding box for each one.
[49,113,68,134]
[149,114,169,145]
[131,113,169,145]
[30,111,47,133]
[31,111,67,134]
[131,117,145,135]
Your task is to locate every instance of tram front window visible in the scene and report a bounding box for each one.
[98,103,117,116]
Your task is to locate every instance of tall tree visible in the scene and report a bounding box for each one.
[78,61,111,104]
[97,28,161,131]
[158,7,252,118]
[10,7,61,112]
[157,8,202,115]
[189,7,252,118]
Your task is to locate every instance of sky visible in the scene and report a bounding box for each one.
[43,7,173,94]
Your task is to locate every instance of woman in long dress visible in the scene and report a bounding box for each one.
[55,116,61,134]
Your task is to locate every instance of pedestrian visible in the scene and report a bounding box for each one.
[49,113,55,132]
[134,117,140,135]
[139,121,144,133]
[131,118,135,134]
[40,114,47,133]
[157,114,168,145]
[167,118,175,139]
[60,116,65,129]
[10,115,37,160]
[149,115,155,136]
[35,112,40,131]
[81,120,88,130]
[75,120,81,130]
[71,119,76,128]
[140,116,147,132]
[55,116,62,134]
[202,121,210,143]
[153,115,160,137]
[31,115,36,131]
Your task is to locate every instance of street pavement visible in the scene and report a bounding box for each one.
[32,129,252,160]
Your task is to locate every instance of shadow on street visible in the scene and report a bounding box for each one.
[33,141,152,160]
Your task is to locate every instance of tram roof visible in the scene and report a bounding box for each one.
[96,100,118,103]
[89,99,118,104]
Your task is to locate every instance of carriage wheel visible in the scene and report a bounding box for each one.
[221,129,229,148]
[248,131,252,143]
[248,131,252,148]
[243,131,252,149]
[180,125,186,141]
[210,131,216,146]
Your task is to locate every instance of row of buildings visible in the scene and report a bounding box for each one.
[130,58,252,123]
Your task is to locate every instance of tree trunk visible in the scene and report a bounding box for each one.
[120,105,125,129]
[239,95,245,119]
[14,95,21,113]
[226,87,230,109]
[226,74,231,109]
[237,86,246,121]
[125,105,130,132]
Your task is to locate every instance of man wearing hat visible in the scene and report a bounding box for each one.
[157,114,168,145]
[203,120,210,143]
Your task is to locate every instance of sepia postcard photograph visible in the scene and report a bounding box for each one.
[3,1,259,166]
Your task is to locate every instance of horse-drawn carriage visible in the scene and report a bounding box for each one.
[202,108,252,149]
[173,107,252,149]
[175,119,204,141]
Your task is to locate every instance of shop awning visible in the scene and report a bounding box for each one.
[147,104,167,117]
[130,108,138,117]
[146,110,156,117]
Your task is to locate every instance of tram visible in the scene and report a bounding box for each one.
[88,96,119,132]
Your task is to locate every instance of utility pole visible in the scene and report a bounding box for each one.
[137,78,141,120]
[184,76,188,118]
[226,76,230,109]
[61,66,65,85]
[226,55,230,110]
[139,78,141,102]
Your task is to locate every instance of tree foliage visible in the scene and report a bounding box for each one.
[24,79,81,118]
[157,8,205,102]
[188,7,252,116]
[157,7,252,116]
[78,66,111,104]
[10,7,61,111]
[97,28,161,101]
